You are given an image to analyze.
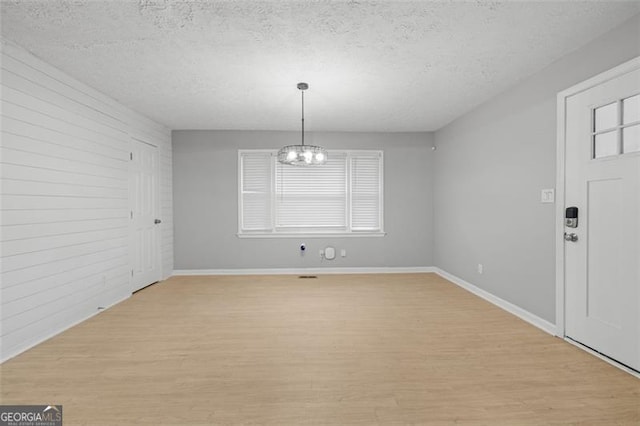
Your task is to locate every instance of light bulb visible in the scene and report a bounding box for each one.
[287,150,297,161]
[303,150,312,163]
[315,152,325,162]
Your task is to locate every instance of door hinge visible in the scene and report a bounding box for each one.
[130,152,133,160]
[130,211,133,219]
[131,269,134,277]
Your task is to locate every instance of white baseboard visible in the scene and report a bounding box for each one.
[173,266,436,276]
[1,294,130,364]
[433,268,558,336]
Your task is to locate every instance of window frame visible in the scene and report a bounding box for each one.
[591,92,640,159]
[238,149,385,238]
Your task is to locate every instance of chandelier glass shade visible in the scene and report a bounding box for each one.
[277,144,327,165]
[277,83,327,166]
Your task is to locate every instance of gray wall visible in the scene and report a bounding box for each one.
[173,130,434,270]
[433,15,640,323]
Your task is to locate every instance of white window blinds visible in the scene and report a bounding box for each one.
[351,153,382,231]
[239,151,272,231]
[239,150,384,236]
[276,152,347,230]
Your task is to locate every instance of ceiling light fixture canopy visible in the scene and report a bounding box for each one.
[277,82,327,166]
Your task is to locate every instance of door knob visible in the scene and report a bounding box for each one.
[564,232,578,242]
[154,219,162,224]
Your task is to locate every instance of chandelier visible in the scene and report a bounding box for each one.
[277,83,328,166]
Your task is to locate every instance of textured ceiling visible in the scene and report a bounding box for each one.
[1,1,639,131]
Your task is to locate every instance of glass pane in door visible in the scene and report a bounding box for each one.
[622,124,640,154]
[594,130,618,158]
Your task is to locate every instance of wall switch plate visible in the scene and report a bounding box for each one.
[477,264,483,274]
[541,188,555,203]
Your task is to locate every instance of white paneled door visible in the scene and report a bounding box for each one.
[564,67,640,371]
[130,138,161,292]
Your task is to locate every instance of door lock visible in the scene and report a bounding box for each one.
[565,206,578,228]
[564,232,578,242]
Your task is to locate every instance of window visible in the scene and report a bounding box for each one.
[592,94,640,158]
[238,149,384,237]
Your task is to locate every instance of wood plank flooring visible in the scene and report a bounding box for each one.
[1,273,638,425]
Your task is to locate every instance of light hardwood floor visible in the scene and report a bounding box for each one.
[1,273,638,425]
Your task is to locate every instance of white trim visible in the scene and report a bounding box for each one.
[173,266,435,276]
[557,57,640,101]
[237,232,386,239]
[555,56,640,339]
[433,268,557,336]
[1,295,130,364]
[555,91,567,337]
[565,338,640,379]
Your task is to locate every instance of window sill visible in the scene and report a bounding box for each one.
[237,232,386,239]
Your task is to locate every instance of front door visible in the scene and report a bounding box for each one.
[564,65,640,371]
[130,138,161,292]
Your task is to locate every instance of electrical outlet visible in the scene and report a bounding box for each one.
[477,264,483,274]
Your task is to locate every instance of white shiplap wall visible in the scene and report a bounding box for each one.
[0,38,173,361]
